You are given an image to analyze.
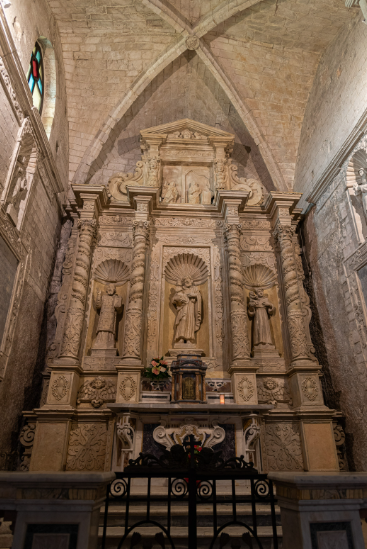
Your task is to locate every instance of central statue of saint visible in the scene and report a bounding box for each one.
[172,277,202,344]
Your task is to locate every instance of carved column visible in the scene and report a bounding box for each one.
[225,223,251,362]
[58,218,96,361]
[264,192,338,471]
[117,189,157,404]
[273,223,314,365]
[122,220,150,362]
[219,191,258,405]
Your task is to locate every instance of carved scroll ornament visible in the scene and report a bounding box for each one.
[153,421,225,451]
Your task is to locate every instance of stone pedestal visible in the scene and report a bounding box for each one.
[0,472,114,549]
[300,420,339,471]
[269,472,367,549]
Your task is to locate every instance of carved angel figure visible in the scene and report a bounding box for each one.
[354,168,367,220]
[188,181,201,204]
[93,283,123,350]
[172,277,202,344]
[162,180,180,204]
[248,289,275,349]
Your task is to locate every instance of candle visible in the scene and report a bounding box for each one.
[220,394,225,404]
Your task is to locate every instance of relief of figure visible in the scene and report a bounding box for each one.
[172,277,202,344]
[93,283,123,353]
[148,157,159,187]
[161,180,180,204]
[6,162,28,226]
[248,289,275,350]
[201,183,213,205]
[188,181,201,204]
[354,168,367,221]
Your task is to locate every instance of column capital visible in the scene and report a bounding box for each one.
[216,190,249,223]
[71,184,109,220]
[127,186,160,221]
[262,191,302,227]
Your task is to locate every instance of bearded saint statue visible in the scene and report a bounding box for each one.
[248,289,275,350]
[171,277,202,344]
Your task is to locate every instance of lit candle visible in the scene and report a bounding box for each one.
[220,394,225,404]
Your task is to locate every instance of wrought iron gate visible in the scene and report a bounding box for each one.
[101,436,279,549]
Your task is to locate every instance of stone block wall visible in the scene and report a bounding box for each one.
[0,0,68,465]
[302,162,367,471]
[2,0,69,185]
[295,10,367,209]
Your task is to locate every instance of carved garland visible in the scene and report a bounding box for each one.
[119,376,137,401]
[51,375,70,401]
[301,376,319,401]
[238,376,254,402]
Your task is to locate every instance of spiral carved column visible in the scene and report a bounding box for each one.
[59,219,96,360]
[225,223,251,362]
[273,224,313,364]
[123,221,150,361]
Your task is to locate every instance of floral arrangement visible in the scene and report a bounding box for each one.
[143,357,171,381]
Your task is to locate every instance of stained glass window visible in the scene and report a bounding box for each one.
[27,43,44,114]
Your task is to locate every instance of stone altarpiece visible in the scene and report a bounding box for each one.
[25,120,339,474]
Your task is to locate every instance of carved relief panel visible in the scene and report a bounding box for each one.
[107,119,264,207]
[264,422,304,472]
[1,119,39,231]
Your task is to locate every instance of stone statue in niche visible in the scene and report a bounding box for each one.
[7,160,28,226]
[354,168,367,221]
[172,277,202,345]
[92,283,123,356]
[161,180,180,204]
[201,183,213,205]
[188,181,201,204]
[248,289,276,351]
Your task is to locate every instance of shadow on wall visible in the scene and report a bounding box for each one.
[298,209,356,471]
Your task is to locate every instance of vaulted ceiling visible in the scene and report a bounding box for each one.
[46,0,355,190]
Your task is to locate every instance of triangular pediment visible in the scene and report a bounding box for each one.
[140,118,234,141]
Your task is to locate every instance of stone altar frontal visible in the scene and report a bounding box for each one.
[25,119,340,475]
